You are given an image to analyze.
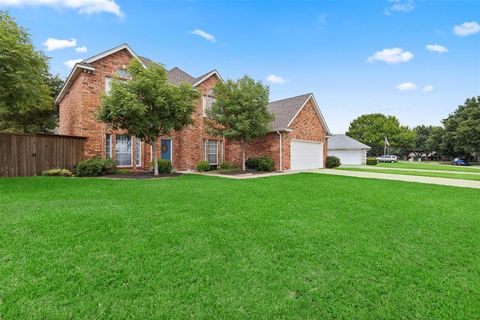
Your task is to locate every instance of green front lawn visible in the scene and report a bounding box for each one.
[338,167,480,181]
[1,174,480,318]
[377,161,480,173]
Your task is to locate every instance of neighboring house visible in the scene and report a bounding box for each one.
[327,134,370,165]
[57,43,330,171]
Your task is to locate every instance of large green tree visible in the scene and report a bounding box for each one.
[0,11,57,133]
[206,76,273,171]
[346,113,415,156]
[441,96,480,159]
[98,59,199,175]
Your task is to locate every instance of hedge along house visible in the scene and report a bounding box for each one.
[57,43,331,171]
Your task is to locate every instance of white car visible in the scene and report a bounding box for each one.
[377,155,398,163]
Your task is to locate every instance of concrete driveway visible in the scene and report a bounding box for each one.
[314,169,480,189]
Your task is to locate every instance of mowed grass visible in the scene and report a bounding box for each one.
[337,167,480,181]
[377,161,480,173]
[1,174,480,319]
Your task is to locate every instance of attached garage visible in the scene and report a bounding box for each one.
[291,140,324,170]
[327,134,370,165]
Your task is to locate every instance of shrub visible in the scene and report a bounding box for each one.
[257,157,275,172]
[149,159,173,174]
[366,157,378,165]
[41,169,73,177]
[218,161,239,170]
[326,156,341,169]
[196,160,210,172]
[75,157,117,177]
[245,158,259,170]
[245,156,275,171]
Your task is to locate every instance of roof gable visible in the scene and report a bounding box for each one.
[268,93,330,135]
[84,43,146,67]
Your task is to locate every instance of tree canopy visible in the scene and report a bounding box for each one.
[441,96,480,158]
[206,76,273,170]
[0,11,57,133]
[97,59,199,175]
[346,113,415,156]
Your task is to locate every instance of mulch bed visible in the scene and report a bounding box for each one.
[101,172,182,179]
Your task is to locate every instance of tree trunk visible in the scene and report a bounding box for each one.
[240,141,246,171]
[152,141,159,176]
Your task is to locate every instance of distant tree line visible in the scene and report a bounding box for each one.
[347,96,480,161]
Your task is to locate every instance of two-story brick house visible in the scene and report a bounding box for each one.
[57,44,330,171]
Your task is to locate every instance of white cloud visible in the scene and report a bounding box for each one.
[266,74,286,84]
[423,85,434,92]
[190,29,216,42]
[367,48,414,64]
[64,59,83,69]
[0,0,123,17]
[75,46,88,53]
[426,44,448,53]
[396,82,418,91]
[43,38,76,51]
[384,0,415,15]
[453,21,480,37]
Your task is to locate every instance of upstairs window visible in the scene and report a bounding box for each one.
[105,76,112,95]
[202,89,216,117]
[105,69,131,95]
[115,69,131,80]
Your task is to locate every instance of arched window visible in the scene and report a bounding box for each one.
[115,69,131,80]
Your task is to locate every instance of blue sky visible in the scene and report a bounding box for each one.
[2,0,479,133]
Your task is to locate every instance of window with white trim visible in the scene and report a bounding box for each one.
[115,135,132,166]
[202,89,216,117]
[116,69,131,80]
[105,76,112,95]
[105,134,112,159]
[135,138,141,167]
[207,140,218,165]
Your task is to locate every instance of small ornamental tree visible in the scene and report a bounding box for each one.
[98,59,199,175]
[206,76,274,171]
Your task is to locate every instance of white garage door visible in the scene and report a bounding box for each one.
[291,140,324,170]
[328,150,365,165]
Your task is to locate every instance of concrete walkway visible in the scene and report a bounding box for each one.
[340,165,480,175]
[315,169,480,189]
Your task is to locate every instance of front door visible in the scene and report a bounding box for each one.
[160,139,172,161]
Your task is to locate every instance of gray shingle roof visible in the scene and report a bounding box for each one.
[167,67,196,85]
[268,93,312,130]
[328,134,371,150]
[138,56,156,67]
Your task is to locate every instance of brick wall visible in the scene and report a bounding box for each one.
[281,98,328,170]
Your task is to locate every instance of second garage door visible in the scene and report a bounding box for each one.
[290,140,324,170]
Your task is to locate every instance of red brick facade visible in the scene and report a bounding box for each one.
[59,46,328,171]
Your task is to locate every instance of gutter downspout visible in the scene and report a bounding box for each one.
[276,131,283,172]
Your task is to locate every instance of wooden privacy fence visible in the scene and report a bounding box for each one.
[0,133,86,177]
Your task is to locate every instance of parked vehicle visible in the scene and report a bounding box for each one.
[451,158,470,166]
[377,155,398,163]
